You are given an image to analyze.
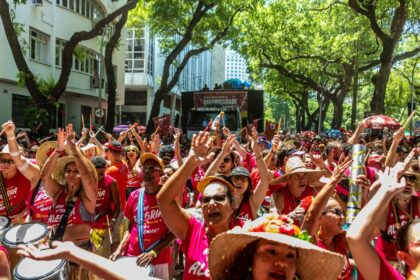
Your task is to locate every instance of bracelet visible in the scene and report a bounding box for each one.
[17,160,29,172]
[9,150,20,157]
[150,250,157,258]
[7,136,16,141]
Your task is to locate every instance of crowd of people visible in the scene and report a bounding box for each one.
[0,118,419,280]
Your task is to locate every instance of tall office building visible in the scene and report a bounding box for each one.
[225,49,249,82]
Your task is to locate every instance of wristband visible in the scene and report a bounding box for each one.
[17,160,29,172]
[7,136,16,141]
[150,250,157,258]
[9,150,20,157]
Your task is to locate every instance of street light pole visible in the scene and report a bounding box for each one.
[97,28,108,127]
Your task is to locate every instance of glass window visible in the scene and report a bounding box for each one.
[29,28,49,64]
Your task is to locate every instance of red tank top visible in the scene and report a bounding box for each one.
[48,190,93,229]
[280,186,315,215]
[93,175,115,229]
[376,198,420,262]
[126,168,142,189]
[0,171,31,216]
[235,199,254,222]
[26,184,53,224]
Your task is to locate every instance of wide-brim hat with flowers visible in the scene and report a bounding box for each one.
[36,141,72,167]
[209,213,345,280]
[270,157,329,185]
[52,156,98,186]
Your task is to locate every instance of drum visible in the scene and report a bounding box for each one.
[114,256,154,277]
[0,215,11,237]
[1,223,48,270]
[14,257,68,280]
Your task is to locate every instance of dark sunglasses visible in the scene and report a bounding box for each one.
[403,175,417,183]
[0,159,14,165]
[323,208,344,217]
[126,149,137,153]
[202,194,227,204]
[223,157,232,163]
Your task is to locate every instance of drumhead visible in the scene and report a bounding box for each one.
[114,256,153,276]
[0,216,10,231]
[2,223,48,247]
[14,257,66,279]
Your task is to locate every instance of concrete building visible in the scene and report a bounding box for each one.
[225,48,249,82]
[123,28,226,127]
[0,0,125,132]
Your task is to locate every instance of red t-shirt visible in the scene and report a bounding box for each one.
[359,252,404,280]
[124,189,172,265]
[0,171,31,216]
[278,185,315,215]
[127,168,142,189]
[93,175,115,229]
[317,234,350,280]
[236,199,254,221]
[180,216,210,280]
[106,160,128,208]
[26,184,52,224]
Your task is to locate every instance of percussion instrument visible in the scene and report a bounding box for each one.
[14,257,68,280]
[1,222,48,270]
[114,256,154,277]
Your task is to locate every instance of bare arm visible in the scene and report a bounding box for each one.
[272,190,285,214]
[0,249,10,280]
[249,128,271,217]
[89,130,105,157]
[347,121,365,144]
[110,180,121,220]
[2,121,40,188]
[66,124,97,214]
[384,127,404,167]
[110,227,130,261]
[157,132,214,241]
[346,166,405,280]
[174,132,184,167]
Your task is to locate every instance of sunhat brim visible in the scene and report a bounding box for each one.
[197,176,234,193]
[209,230,345,280]
[140,153,164,171]
[270,168,329,185]
[52,156,98,186]
[81,143,100,156]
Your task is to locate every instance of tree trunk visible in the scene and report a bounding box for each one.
[104,12,128,132]
[331,101,344,129]
[146,89,165,133]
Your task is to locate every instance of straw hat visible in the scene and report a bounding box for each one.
[0,145,12,156]
[52,156,98,186]
[270,157,329,185]
[81,143,100,156]
[140,153,164,171]
[36,141,71,167]
[209,214,345,280]
[197,175,234,193]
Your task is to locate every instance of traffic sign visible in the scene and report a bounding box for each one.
[95,108,105,118]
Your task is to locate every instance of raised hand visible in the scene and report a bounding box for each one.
[248,127,260,153]
[65,124,76,146]
[392,127,405,143]
[2,120,15,137]
[81,128,88,138]
[188,132,214,165]
[222,127,231,137]
[56,128,66,151]
[271,135,281,153]
[310,152,326,169]
[221,134,236,156]
[330,156,352,184]
[377,165,406,193]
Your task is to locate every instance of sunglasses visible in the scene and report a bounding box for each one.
[403,175,417,183]
[223,157,232,163]
[126,149,137,153]
[323,208,344,217]
[232,176,248,182]
[0,159,14,165]
[202,194,227,204]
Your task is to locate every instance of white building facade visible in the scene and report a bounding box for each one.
[0,0,125,132]
[123,28,225,127]
[225,48,249,82]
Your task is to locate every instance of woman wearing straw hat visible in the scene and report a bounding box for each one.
[0,121,40,224]
[271,157,329,216]
[157,132,237,280]
[208,213,345,280]
[41,124,97,279]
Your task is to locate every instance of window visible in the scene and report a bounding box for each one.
[124,91,147,106]
[55,38,66,66]
[30,29,49,64]
[125,28,147,73]
[12,94,31,127]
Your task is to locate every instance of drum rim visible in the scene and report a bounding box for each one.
[13,258,67,280]
[1,222,48,247]
[0,215,11,231]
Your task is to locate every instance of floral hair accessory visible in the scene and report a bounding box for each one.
[243,213,312,242]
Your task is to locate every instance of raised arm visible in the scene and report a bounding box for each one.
[204,134,235,177]
[384,127,404,167]
[346,166,405,280]
[157,132,214,241]
[173,131,184,167]
[302,158,351,237]
[76,128,88,147]
[2,121,40,188]
[347,121,366,144]
[40,129,66,200]
[66,124,97,214]
[249,127,272,216]
[89,130,105,157]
